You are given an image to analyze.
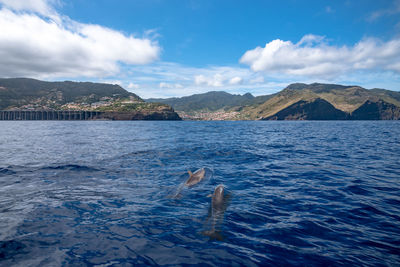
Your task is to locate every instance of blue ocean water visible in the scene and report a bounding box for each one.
[0,121,399,266]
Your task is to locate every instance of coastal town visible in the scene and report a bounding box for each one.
[14,94,141,111]
[177,110,241,120]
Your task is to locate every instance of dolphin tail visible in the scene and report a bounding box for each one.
[202,230,224,241]
[171,183,185,199]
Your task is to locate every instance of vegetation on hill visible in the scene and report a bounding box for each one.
[261,98,400,120]
[147,83,400,120]
[147,91,274,112]
[241,83,400,120]
[0,78,141,110]
[94,101,173,113]
[1,78,399,120]
[0,78,181,120]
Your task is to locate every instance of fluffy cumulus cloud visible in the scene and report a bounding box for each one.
[122,62,287,98]
[194,74,224,87]
[229,76,243,85]
[118,60,400,99]
[240,34,400,78]
[193,70,247,88]
[127,82,140,89]
[0,0,160,78]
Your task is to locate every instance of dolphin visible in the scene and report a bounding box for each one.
[184,168,206,187]
[171,168,207,198]
[202,184,231,241]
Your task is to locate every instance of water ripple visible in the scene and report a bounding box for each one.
[0,121,399,266]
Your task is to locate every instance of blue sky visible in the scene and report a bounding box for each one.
[60,0,399,65]
[0,0,399,97]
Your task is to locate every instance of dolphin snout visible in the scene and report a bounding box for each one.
[212,184,225,204]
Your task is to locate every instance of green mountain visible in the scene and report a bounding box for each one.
[146,83,400,120]
[146,91,274,112]
[241,83,400,120]
[0,78,181,120]
[0,78,141,110]
[3,79,399,120]
[260,97,400,120]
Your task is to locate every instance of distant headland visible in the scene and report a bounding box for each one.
[0,78,181,120]
[147,83,400,120]
[1,78,399,120]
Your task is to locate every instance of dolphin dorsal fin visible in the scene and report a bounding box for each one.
[188,170,193,176]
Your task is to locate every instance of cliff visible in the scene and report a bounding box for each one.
[351,100,400,120]
[147,83,400,120]
[262,98,348,120]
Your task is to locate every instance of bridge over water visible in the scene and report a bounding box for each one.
[0,110,104,120]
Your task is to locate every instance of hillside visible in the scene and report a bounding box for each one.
[0,78,181,120]
[262,98,349,120]
[2,79,399,120]
[147,83,400,120]
[0,78,141,110]
[146,91,274,112]
[350,100,400,120]
[242,83,400,120]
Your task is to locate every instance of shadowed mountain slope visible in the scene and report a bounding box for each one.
[2,79,399,120]
[241,83,400,120]
[262,98,349,120]
[351,99,400,120]
[148,83,400,120]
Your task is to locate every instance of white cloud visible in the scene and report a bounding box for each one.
[0,3,160,78]
[229,76,243,85]
[194,74,224,87]
[127,62,254,86]
[159,82,183,89]
[101,80,122,86]
[193,75,207,85]
[368,0,400,21]
[240,35,400,78]
[193,72,245,87]
[102,61,399,99]
[123,62,288,98]
[297,34,325,46]
[0,0,59,17]
[249,76,264,84]
[175,83,184,88]
[127,82,140,89]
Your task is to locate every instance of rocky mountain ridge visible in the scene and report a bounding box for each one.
[1,79,399,120]
[148,83,400,120]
